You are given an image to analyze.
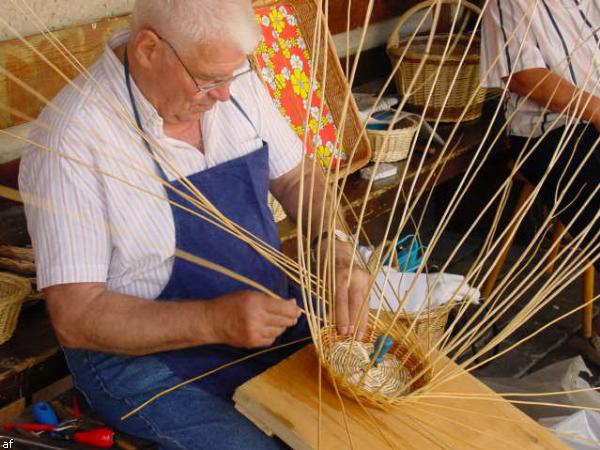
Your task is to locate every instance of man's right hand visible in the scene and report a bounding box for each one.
[207,291,302,348]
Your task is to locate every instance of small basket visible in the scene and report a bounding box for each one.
[367,119,418,163]
[0,273,31,345]
[386,0,484,122]
[367,240,450,350]
[319,326,431,408]
[378,308,450,351]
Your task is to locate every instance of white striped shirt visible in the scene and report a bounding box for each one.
[19,29,303,297]
[480,0,600,137]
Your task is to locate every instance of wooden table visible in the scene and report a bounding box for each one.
[234,346,568,449]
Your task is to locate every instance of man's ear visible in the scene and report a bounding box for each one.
[132,29,162,70]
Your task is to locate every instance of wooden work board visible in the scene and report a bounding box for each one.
[233,346,568,449]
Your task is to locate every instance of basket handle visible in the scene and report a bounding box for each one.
[387,0,481,52]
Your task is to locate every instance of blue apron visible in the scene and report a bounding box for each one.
[124,51,309,398]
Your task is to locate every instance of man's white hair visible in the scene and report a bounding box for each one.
[132,0,261,55]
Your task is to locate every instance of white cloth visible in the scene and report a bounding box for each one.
[480,0,600,137]
[19,29,303,297]
[369,269,480,314]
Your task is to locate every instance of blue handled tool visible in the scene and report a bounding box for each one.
[371,335,394,365]
[32,402,59,427]
[33,402,60,438]
[383,235,426,273]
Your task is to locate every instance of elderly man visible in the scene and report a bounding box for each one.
[19,0,369,448]
[481,1,600,356]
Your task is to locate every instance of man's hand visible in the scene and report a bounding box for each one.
[207,291,302,348]
[318,240,370,339]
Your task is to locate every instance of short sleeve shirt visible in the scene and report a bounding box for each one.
[19,29,303,298]
[480,0,600,137]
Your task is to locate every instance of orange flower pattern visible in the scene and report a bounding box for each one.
[255,6,342,168]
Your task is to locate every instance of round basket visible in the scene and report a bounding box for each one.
[378,308,449,351]
[367,240,450,350]
[267,193,286,223]
[386,0,484,122]
[319,326,431,408]
[0,273,31,345]
[367,119,418,163]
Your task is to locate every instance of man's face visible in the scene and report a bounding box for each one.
[149,35,248,124]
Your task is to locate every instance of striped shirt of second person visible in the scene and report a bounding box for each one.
[480,0,600,138]
[19,29,304,300]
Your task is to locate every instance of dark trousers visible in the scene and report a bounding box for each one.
[510,124,600,272]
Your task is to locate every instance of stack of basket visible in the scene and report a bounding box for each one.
[386,0,485,123]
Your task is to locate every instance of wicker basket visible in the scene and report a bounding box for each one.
[367,119,418,163]
[319,326,431,408]
[387,0,484,122]
[367,240,450,350]
[0,273,31,345]
[378,308,449,351]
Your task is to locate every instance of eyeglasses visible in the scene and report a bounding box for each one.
[158,35,252,94]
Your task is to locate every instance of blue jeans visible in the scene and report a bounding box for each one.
[64,349,285,450]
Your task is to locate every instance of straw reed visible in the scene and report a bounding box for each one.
[0,245,35,262]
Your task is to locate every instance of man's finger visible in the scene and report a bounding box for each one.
[264,312,299,328]
[335,276,350,335]
[264,296,302,318]
[348,281,369,339]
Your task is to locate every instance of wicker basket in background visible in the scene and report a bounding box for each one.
[0,273,31,345]
[386,0,485,123]
[367,119,418,163]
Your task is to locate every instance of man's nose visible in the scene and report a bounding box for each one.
[207,83,231,102]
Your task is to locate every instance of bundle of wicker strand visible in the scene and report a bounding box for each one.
[0,245,36,274]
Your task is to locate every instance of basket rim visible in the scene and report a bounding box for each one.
[388,34,480,64]
[366,121,419,137]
